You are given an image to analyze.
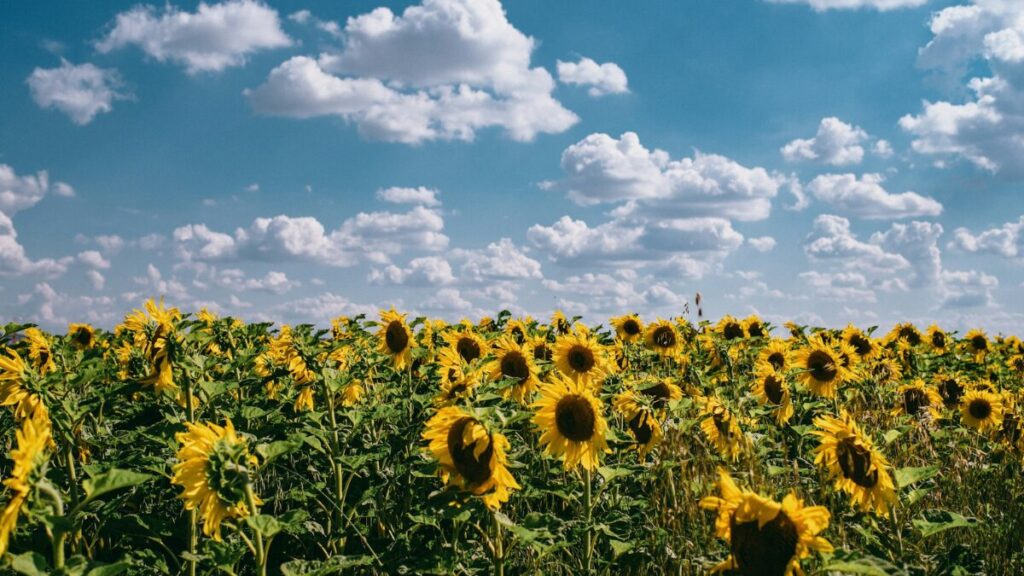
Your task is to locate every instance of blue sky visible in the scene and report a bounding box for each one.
[1,0,1022,332]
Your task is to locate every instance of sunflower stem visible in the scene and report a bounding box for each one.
[184,377,197,576]
[584,467,593,574]
[245,482,267,576]
[492,512,505,576]
[38,481,66,570]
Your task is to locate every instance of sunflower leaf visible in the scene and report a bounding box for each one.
[913,510,979,538]
[9,552,48,576]
[81,469,154,505]
[895,465,940,488]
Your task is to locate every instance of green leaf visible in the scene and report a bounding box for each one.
[255,439,300,465]
[895,465,939,488]
[82,469,154,505]
[10,552,48,576]
[85,562,131,576]
[244,514,282,538]
[597,466,631,483]
[913,510,978,538]
[883,429,903,445]
[609,539,634,559]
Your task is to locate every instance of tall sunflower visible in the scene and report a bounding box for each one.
[67,323,97,350]
[422,407,520,509]
[925,324,949,354]
[812,412,897,516]
[610,314,644,344]
[644,319,684,358]
[751,365,794,425]
[960,389,1004,432]
[532,372,610,471]
[886,322,922,348]
[377,308,413,370]
[552,330,610,384]
[171,420,261,540]
[794,337,854,398]
[716,316,746,342]
[743,315,768,339]
[700,470,833,576]
[486,336,540,403]
[0,349,47,422]
[700,396,746,461]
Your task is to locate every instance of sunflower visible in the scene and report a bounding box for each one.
[743,315,768,339]
[716,315,746,342]
[613,390,663,460]
[528,335,553,365]
[486,336,540,403]
[172,420,261,541]
[960,389,1004,432]
[435,347,480,405]
[23,328,55,375]
[933,371,964,410]
[610,314,644,343]
[552,330,610,384]
[700,470,833,576]
[636,378,683,409]
[758,339,792,372]
[1008,354,1024,376]
[504,318,530,345]
[893,380,942,420]
[294,386,314,412]
[0,415,51,557]
[644,319,684,358]
[340,380,364,407]
[443,330,489,364]
[422,406,520,509]
[532,372,610,471]
[700,396,746,461]
[0,349,47,422]
[964,329,989,360]
[811,412,897,516]
[793,337,854,398]
[67,323,97,350]
[784,321,804,339]
[378,308,413,370]
[550,310,572,335]
[841,325,878,361]
[924,324,949,354]
[869,356,902,388]
[751,365,794,425]
[886,322,922,348]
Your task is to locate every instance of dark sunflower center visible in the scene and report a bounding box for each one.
[899,327,921,346]
[511,326,526,344]
[1001,414,1021,443]
[641,382,672,409]
[836,437,878,488]
[385,321,408,354]
[723,322,744,340]
[533,342,552,362]
[652,326,676,348]
[763,375,785,405]
[72,329,93,347]
[628,413,654,445]
[849,334,872,356]
[38,349,50,366]
[447,417,494,485]
[623,319,641,336]
[712,409,734,439]
[730,511,799,576]
[555,395,596,442]
[938,379,962,408]
[767,352,786,370]
[747,322,765,338]
[931,332,946,349]
[567,345,595,373]
[500,351,530,381]
[971,336,987,351]
[902,388,929,416]
[806,350,837,382]
[968,398,992,421]
[1013,358,1024,372]
[456,337,481,362]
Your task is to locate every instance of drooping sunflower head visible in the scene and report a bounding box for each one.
[811,412,896,516]
[841,325,877,360]
[532,372,610,472]
[700,470,833,576]
[435,347,479,404]
[751,365,794,425]
[784,321,804,339]
[794,337,853,398]
[613,390,663,460]
[960,389,1004,432]
[23,328,55,375]
[933,372,964,410]
[644,319,684,357]
[716,315,746,342]
[552,330,609,384]
[743,315,767,339]
[528,335,553,365]
[0,415,52,557]
[487,336,539,403]
[870,355,902,388]
[67,323,97,350]
[964,328,989,359]
[610,314,644,343]
[700,396,746,461]
[1008,354,1024,376]
[758,339,792,372]
[422,406,520,509]
[172,420,260,540]
[550,310,572,335]
[378,308,413,370]
[893,380,942,421]
[443,330,489,364]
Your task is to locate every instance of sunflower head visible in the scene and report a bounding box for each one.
[613,390,663,460]
[23,328,55,375]
[886,322,922,349]
[964,329,989,359]
[758,339,792,372]
[67,323,97,350]
[444,330,489,364]
[532,372,609,471]
[751,365,794,425]
[743,315,767,339]
[716,316,746,341]
[925,324,949,353]
[700,397,746,461]
[960,389,1004,432]
[644,319,684,358]
[841,325,877,360]
[550,310,572,335]
[553,330,609,384]
[610,314,644,343]
[812,412,896,516]
[504,318,530,344]
[378,308,413,370]
[794,337,853,398]
[893,380,941,421]
[486,336,539,403]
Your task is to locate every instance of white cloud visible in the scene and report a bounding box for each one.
[781,117,870,166]
[454,238,542,282]
[799,271,878,302]
[369,256,456,286]
[0,164,73,215]
[940,268,999,308]
[419,287,475,314]
[27,60,126,125]
[806,173,943,219]
[748,236,777,252]
[948,215,1023,257]
[765,0,927,10]
[246,0,578,143]
[555,132,780,221]
[556,57,629,97]
[96,0,292,74]
[0,211,71,277]
[870,220,945,287]
[376,186,441,207]
[77,250,111,269]
[264,292,378,324]
[134,264,190,301]
[803,214,910,273]
[87,270,106,290]
[217,269,300,294]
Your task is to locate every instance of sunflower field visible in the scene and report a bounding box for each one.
[0,301,1022,576]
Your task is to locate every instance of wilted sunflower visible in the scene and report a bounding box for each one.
[422,406,520,509]
[893,380,942,420]
[716,315,746,342]
[758,339,792,372]
[644,319,684,358]
[933,371,964,410]
[964,329,989,360]
[340,380,364,407]
[0,415,51,557]
[532,372,610,471]
[743,315,768,339]
[553,330,610,384]
[0,349,47,422]
[700,470,833,576]
[294,386,314,412]
[172,420,261,540]
[960,389,1004,432]
[614,390,663,460]
[700,396,746,461]
[443,330,489,364]
[794,338,853,398]
[925,324,949,354]
[812,412,897,516]
[870,356,902,388]
[886,322,922,348]
[23,328,55,375]
[610,314,644,343]
[487,336,540,403]
[841,325,878,360]
[751,366,794,425]
[378,308,413,370]
[67,323,96,350]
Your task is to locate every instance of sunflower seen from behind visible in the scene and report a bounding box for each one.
[812,412,897,516]
[0,415,51,557]
[0,349,47,423]
[532,372,610,472]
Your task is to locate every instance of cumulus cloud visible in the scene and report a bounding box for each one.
[806,173,943,219]
[748,236,777,252]
[765,0,927,10]
[556,57,629,96]
[948,215,1023,258]
[246,0,578,143]
[96,0,292,74]
[799,271,877,302]
[77,250,111,269]
[0,211,71,278]
[369,256,456,286]
[27,60,126,125]
[454,238,542,282]
[940,268,999,308]
[376,186,441,207]
[803,214,910,273]
[781,117,871,165]
[0,164,73,215]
